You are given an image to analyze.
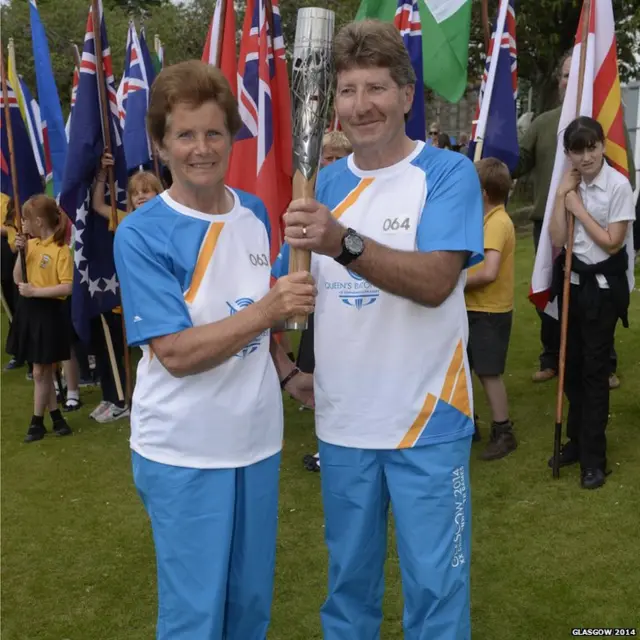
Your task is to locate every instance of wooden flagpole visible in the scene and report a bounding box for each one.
[91,0,132,405]
[552,0,592,479]
[0,47,27,275]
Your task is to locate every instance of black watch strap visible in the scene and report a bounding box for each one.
[335,228,364,266]
[280,367,300,390]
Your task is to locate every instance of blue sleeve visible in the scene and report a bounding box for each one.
[114,223,193,347]
[271,243,290,278]
[416,156,484,268]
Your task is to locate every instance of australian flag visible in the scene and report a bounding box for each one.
[59,0,128,342]
[121,21,152,171]
[226,0,292,261]
[469,0,518,171]
[1,81,43,205]
[394,0,426,141]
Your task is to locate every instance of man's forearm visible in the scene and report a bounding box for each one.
[270,336,296,381]
[349,238,466,307]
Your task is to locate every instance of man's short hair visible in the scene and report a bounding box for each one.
[333,20,416,88]
[323,131,352,153]
[475,158,512,204]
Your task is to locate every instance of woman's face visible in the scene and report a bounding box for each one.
[159,100,233,193]
[566,141,605,181]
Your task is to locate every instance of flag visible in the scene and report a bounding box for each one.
[468,0,518,172]
[327,107,341,132]
[356,0,472,103]
[227,0,292,261]
[59,0,128,342]
[139,29,157,89]
[530,0,634,313]
[121,22,152,171]
[30,0,68,197]
[65,61,80,140]
[1,80,43,207]
[153,34,164,75]
[116,24,133,129]
[202,0,238,96]
[18,78,49,188]
[394,0,426,140]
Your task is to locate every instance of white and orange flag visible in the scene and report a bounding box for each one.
[530,0,633,314]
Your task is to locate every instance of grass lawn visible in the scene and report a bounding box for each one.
[2,236,639,639]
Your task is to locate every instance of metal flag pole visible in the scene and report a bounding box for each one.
[285,6,335,331]
[552,0,591,479]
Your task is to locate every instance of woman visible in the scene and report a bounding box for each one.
[113,60,316,639]
[549,116,635,489]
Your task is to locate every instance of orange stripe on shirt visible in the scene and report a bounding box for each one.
[184,222,225,304]
[397,392,438,449]
[332,178,375,220]
[440,341,464,404]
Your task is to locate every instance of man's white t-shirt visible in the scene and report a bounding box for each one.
[114,190,283,469]
[276,142,485,450]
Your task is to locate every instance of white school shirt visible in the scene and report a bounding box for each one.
[275,142,485,450]
[571,161,636,290]
[114,190,282,469]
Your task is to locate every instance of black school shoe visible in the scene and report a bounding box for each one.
[24,423,47,443]
[53,418,72,437]
[547,441,580,469]
[581,468,606,490]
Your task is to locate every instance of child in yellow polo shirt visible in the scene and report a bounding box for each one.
[465,158,517,461]
[8,195,73,442]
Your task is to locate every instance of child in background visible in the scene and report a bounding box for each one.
[465,158,517,460]
[8,195,73,442]
[89,153,163,423]
[2,198,23,371]
[549,116,635,490]
[302,130,352,473]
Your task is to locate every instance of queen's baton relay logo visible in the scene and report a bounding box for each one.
[226,298,268,357]
[325,270,380,310]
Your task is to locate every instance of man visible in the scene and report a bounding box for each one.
[281,20,483,640]
[514,51,635,387]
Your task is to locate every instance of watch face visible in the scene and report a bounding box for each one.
[345,232,365,255]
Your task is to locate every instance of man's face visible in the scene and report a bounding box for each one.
[558,56,571,102]
[335,66,413,153]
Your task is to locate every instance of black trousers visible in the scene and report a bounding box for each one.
[533,221,617,373]
[296,313,315,374]
[90,311,126,407]
[564,285,618,471]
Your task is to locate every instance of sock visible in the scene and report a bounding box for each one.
[31,415,44,427]
[67,390,80,402]
[493,418,512,430]
[50,408,63,423]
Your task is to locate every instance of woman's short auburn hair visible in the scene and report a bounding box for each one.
[333,20,416,88]
[147,60,242,145]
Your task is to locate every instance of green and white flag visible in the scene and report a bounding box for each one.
[356,0,472,103]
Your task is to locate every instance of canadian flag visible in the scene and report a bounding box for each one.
[202,0,238,96]
[530,0,634,315]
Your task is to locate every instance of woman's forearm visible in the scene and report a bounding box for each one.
[549,195,568,248]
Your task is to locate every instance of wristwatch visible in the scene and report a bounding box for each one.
[334,228,365,266]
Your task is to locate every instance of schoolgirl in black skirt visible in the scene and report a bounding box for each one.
[7,195,73,442]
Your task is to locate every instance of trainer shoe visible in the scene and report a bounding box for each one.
[89,401,111,420]
[4,358,23,371]
[95,403,130,423]
[581,468,606,490]
[24,423,47,443]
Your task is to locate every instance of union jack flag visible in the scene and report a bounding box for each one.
[469,0,518,172]
[120,21,152,171]
[65,55,79,140]
[59,0,128,342]
[226,0,292,261]
[394,0,426,141]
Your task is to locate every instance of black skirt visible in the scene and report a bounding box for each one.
[6,297,71,364]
